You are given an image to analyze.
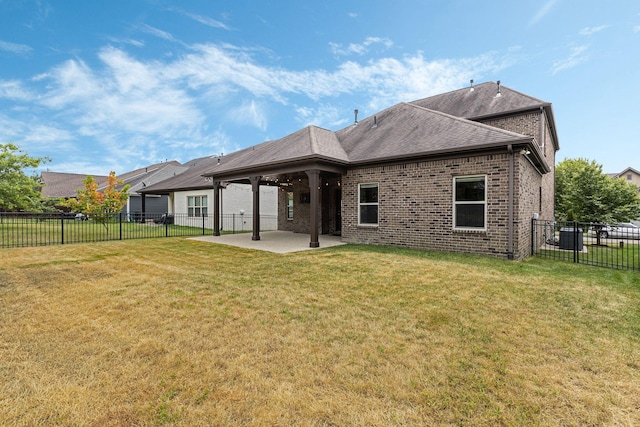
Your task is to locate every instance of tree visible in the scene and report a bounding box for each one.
[555,158,640,243]
[0,143,49,212]
[66,171,130,228]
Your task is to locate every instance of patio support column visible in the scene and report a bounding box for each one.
[213,181,221,236]
[249,176,262,241]
[306,169,320,248]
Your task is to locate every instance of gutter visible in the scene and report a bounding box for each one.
[507,144,515,260]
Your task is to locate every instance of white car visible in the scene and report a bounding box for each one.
[590,222,640,239]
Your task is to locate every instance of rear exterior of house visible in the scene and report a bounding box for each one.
[204,82,559,260]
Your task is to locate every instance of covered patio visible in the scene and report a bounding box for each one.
[204,126,348,249]
[189,231,346,254]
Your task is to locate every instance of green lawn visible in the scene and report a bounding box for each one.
[1,239,639,425]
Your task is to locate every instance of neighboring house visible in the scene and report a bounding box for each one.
[140,155,279,230]
[103,161,189,220]
[40,161,187,218]
[609,167,640,195]
[197,81,559,260]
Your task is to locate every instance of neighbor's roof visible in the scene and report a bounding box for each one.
[40,172,108,198]
[140,156,220,194]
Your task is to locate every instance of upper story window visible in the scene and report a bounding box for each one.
[453,176,486,230]
[187,195,208,217]
[358,183,378,226]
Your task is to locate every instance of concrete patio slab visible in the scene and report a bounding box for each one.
[189,231,346,253]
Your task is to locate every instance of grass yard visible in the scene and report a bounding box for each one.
[1,239,639,426]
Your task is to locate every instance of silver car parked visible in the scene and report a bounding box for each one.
[590,222,640,239]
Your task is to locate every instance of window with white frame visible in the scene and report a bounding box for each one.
[358,183,379,225]
[187,195,208,217]
[286,192,294,220]
[453,176,486,230]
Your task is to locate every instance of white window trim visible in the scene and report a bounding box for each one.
[187,195,208,217]
[358,182,379,227]
[453,175,487,231]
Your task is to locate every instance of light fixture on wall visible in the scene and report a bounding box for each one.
[520,148,531,155]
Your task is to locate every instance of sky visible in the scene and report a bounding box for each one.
[0,0,639,176]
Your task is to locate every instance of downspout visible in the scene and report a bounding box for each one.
[507,144,515,260]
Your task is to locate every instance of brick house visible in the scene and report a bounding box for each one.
[203,82,559,260]
[609,167,640,195]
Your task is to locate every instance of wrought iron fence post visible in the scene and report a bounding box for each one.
[60,212,65,245]
[166,216,169,237]
[573,221,578,264]
[531,218,536,255]
[119,213,123,240]
[202,213,205,235]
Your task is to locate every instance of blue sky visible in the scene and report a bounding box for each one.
[0,0,638,176]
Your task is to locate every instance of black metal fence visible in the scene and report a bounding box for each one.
[532,219,640,271]
[0,212,277,249]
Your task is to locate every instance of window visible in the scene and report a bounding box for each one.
[286,192,294,220]
[187,195,208,217]
[453,176,486,230]
[358,183,378,225]
[627,174,632,181]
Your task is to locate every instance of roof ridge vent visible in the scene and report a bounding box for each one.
[495,80,502,98]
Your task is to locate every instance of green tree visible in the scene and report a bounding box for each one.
[66,171,130,228]
[0,143,49,212]
[556,158,640,243]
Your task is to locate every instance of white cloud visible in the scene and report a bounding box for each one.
[528,0,558,27]
[329,37,393,56]
[0,80,33,101]
[226,100,267,131]
[551,45,589,74]
[295,104,349,129]
[140,24,176,42]
[580,26,607,36]
[0,40,33,55]
[6,41,517,171]
[181,10,231,30]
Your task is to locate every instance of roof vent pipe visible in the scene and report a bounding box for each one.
[372,115,377,128]
[354,109,359,125]
[470,79,474,92]
[496,80,502,97]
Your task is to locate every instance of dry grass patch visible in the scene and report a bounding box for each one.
[1,239,639,426]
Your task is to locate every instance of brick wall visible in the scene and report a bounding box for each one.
[340,153,543,260]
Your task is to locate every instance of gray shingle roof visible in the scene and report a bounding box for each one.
[40,172,108,198]
[336,102,530,164]
[142,82,556,192]
[410,81,550,119]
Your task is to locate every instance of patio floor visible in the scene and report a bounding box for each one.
[189,231,346,254]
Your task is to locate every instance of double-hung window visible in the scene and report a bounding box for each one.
[358,183,379,226]
[453,176,486,230]
[187,195,208,217]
